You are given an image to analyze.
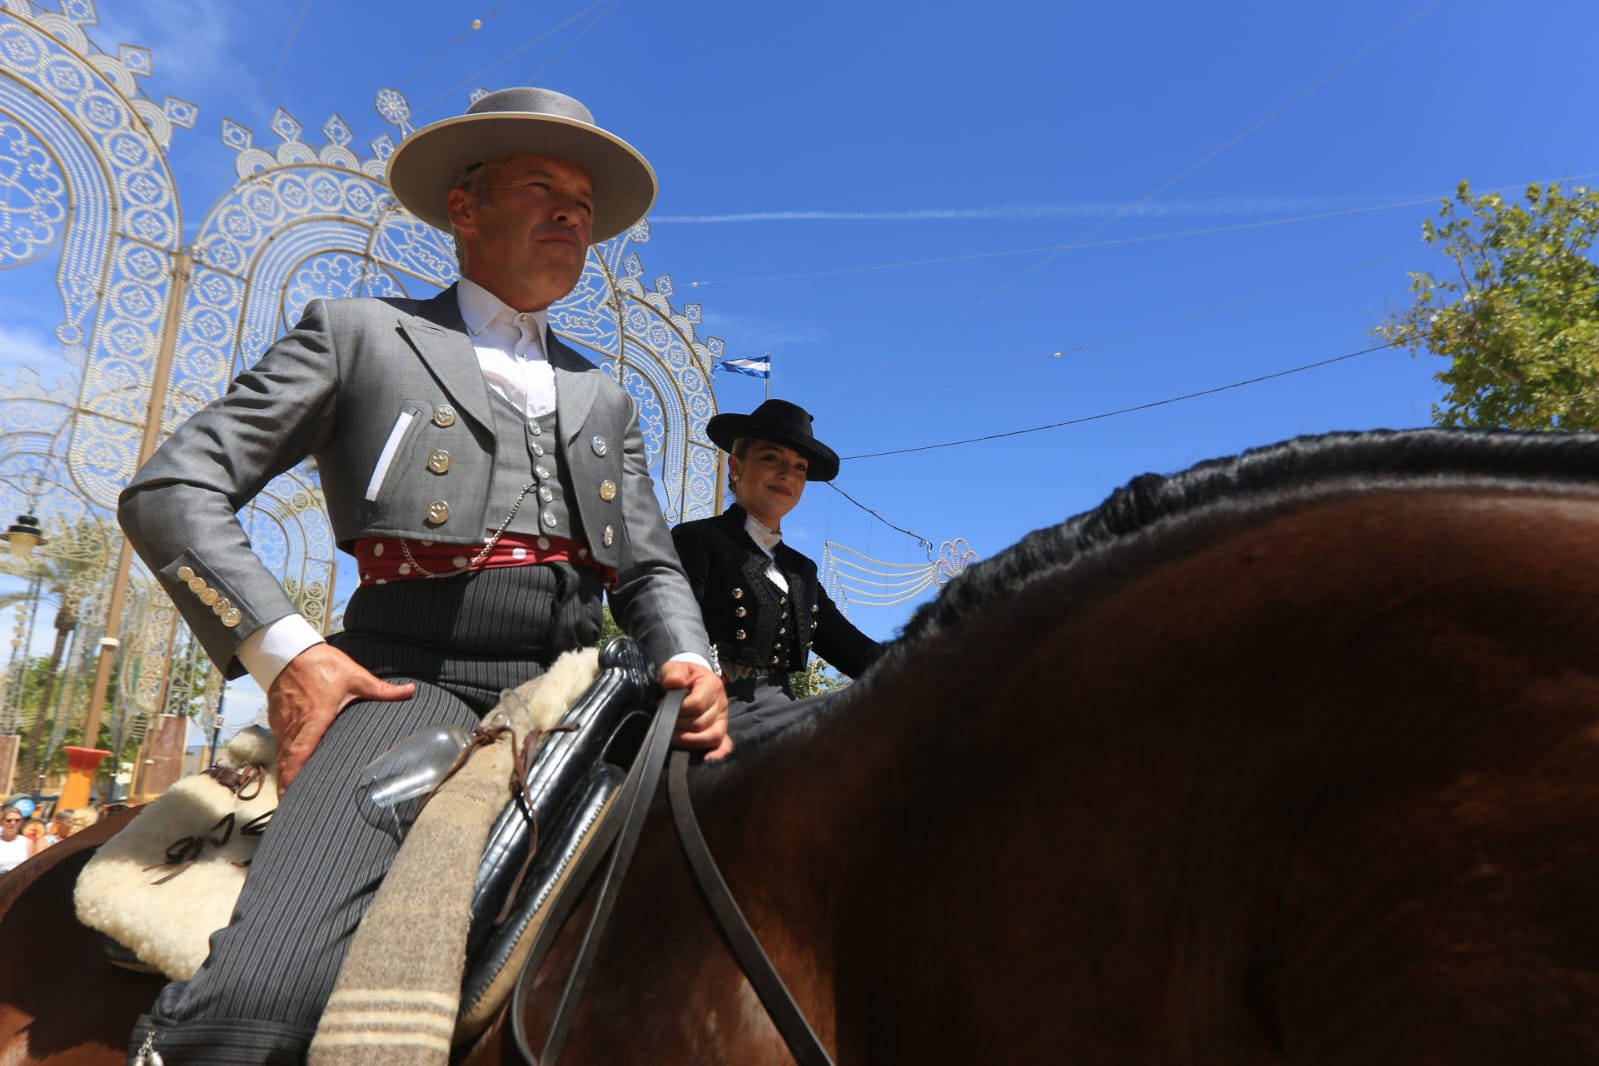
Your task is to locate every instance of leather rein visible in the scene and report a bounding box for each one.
[510,692,834,1066]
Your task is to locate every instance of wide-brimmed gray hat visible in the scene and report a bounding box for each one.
[706,399,841,482]
[385,87,656,242]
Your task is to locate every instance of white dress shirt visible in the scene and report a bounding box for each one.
[457,277,556,419]
[743,513,790,593]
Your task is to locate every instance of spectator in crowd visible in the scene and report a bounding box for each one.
[21,818,48,851]
[0,806,33,874]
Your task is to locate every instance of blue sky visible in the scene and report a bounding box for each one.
[6,0,1599,732]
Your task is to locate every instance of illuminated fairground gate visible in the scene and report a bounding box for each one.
[0,1,726,798]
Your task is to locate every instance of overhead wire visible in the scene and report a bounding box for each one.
[824,249,1416,422]
[842,341,1402,462]
[260,0,313,103]
[529,0,623,82]
[418,0,619,116]
[818,341,1403,545]
[396,4,515,89]
[822,481,933,551]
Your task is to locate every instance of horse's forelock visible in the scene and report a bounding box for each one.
[896,428,1599,647]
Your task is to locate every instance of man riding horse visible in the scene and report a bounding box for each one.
[116,87,729,1065]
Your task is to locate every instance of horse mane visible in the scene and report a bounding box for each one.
[898,427,1599,648]
[708,428,1599,768]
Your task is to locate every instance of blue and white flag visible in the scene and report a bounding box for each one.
[718,356,770,379]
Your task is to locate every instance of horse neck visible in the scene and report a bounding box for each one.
[692,704,883,995]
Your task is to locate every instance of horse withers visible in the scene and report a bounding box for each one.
[7,428,1599,1065]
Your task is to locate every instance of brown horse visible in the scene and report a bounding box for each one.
[7,427,1599,1065]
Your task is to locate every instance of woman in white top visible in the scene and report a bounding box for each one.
[0,806,34,875]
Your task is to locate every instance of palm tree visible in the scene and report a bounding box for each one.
[0,516,114,785]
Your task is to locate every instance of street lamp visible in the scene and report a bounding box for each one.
[1,514,45,560]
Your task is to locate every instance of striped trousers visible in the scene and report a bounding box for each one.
[127,563,604,1064]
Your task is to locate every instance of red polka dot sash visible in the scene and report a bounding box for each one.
[354,533,617,588]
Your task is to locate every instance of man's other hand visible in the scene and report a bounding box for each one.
[658,660,732,761]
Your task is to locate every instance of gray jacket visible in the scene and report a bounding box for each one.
[119,285,710,677]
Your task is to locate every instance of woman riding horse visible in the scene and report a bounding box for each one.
[672,399,882,736]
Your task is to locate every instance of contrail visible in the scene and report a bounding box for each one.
[650,196,1391,225]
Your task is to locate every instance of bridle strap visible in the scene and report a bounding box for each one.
[506,692,835,1066]
[667,748,836,1066]
[511,688,684,1065]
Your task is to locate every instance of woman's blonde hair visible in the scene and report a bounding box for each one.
[725,436,753,496]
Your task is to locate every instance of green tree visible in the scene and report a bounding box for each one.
[788,659,851,699]
[1375,180,1599,429]
[0,516,114,783]
[0,654,115,782]
[598,604,623,645]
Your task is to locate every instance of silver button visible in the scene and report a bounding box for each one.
[598,479,617,502]
[602,525,615,547]
[426,500,450,525]
[532,443,545,457]
[779,596,787,605]
[535,465,551,480]
[591,435,608,457]
[427,449,450,474]
[530,423,541,436]
[735,606,746,618]
[539,486,554,503]
[771,655,781,665]
[735,629,746,640]
[433,404,456,428]
[731,588,743,600]
[778,627,786,635]
[542,511,558,528]
[176,565,195,582]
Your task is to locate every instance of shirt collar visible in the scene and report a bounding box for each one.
[457,277,549,340]
[742,511,783,554]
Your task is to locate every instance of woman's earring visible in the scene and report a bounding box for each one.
[730,474,739,484]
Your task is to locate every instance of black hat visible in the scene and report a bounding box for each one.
[705,399,840,483]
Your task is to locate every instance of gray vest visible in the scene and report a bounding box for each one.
[485,401,579,544]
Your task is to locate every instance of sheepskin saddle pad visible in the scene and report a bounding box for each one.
[74,725,279,981]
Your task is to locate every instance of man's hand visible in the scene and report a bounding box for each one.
[268,643,416,791]
[659,660,732,761]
